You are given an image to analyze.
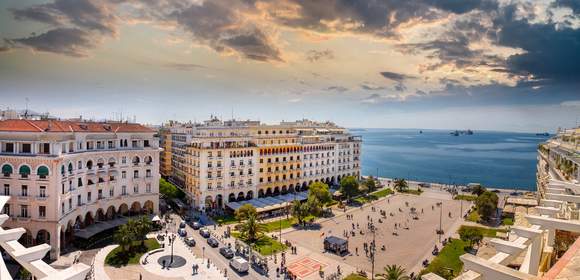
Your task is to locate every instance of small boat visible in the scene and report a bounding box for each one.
[536,132,549,136]
[419,130,423,134]
[450,130,459,136]
[466,129,474,135]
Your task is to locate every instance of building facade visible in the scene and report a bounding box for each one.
[164,118,361,210]
[0,119,160,260]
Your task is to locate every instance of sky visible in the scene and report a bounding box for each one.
[0,0,579,132]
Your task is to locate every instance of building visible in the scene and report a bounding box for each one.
[164,118,361,212]
[0,119,160,260]
[159,124,174,178]
[424,128,580,280]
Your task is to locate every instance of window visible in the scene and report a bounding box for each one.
[98,189,103,199]
[87,192,92,202]
[122,171,126,179]
[146,170,151,177]
[3,184,9,196]
[37,166,49,179]
[78,161,82,169]
[108,141,114,149]
[109,188,114,197]
[39,206,46,218]
[2,164,12,177]
[39,186,46,198]
[4,143,14,153]
[39,143,50,154]
[2,203,9,215]
[69,198,72,209]
[146,183,151,193]
[21,185,28,197]
[20,205,28,218]
[21,143,31,153]
[122,156,127,164]
[134,185,139,193]
[61,202,64,214]
[122,185,127,195]
[19,165,31,179]
[144,140,150,147]
[133,170,139,178]
[77,178,83,187]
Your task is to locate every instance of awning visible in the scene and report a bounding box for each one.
[152,215,161,222]
[225,190,309,212]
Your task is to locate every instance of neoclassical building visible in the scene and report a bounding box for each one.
[163,118,361,211]
[0,119,160,260]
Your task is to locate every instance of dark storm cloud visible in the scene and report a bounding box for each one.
[163,62,209,71]
[9,28,96,57]
[170,1,282,62]
[379,71,415,82]
[306,49,334,62]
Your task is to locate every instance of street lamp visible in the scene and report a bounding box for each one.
[202,246,206,260]
[169,233,176,264]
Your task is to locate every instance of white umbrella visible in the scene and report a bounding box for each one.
[151,215,161,222]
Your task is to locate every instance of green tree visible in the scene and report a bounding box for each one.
[291,200,311,226]
[458,227,483,248]
[114,223,135,253]
[339,176,359,201]
[376,264,410,280]
[471,185,487,196]
[235,203,257,222]
[476,191,498,221]
[240,212,266,243]
[364,176,377,193]
[393,179,408,192]
[159,178,186,199]
[308,181,332,205]
[135,216,152,247]
[306,196,323,217]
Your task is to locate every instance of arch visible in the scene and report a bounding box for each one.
[36,229,51,246]
[118,203,129,216]
[106,205,116,219]
[143,200,154,214]
[132,156,140,165]
[144,156,153,165]
[18,229,34,248]
[273,187,280,196]
[96,208,105,222]
[67,162,74,173]
[266,188,272,196]
[86,160,93,170]
[130,201,141,215]
[237,192,245,201]
[108,157,116,167]
[37,165,50,177]
[205,196,214,210]
[2,163,13,175]
[74,215,83,229]
[281,186,288,194]
[246,191,254,200]
[216,195,223,209]
[19,164,31,177]
[84,212,94,227]
[228,193,236,203]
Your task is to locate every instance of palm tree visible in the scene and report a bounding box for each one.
[376,265,410,280]
[240,212,266,243]
[114,223,135,253]
[393,179,408,192]
[135,216,152,246]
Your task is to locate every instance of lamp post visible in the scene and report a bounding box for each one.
[169,233,176,264]
[202,246,205,260]
[370,222,376,280]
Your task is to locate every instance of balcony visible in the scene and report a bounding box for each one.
[17,195,29,201]
[35,195,48,201]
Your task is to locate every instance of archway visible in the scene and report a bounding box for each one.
[130,201,142,215]
[106,205,116,219]
[273,187,280,196]
[281,186,288,194]
[266,188,272,196]
[205,196,214,210]
[74,215,83,229]
[18,229,33,248]
[96,208,105,222]
[216,195,223,209]
[118,203,129,216]
[295,184,301,192]
[143,200,154,214]
[258,189,264,198]
[237,192,245,201]
[228,193,236,203]
[84,212,94,227]
[36,230,51,246]
[246,191,254,200]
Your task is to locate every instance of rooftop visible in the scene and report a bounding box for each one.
[0,119,154,133]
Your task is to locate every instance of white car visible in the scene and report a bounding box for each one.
[178,228,187,237]
[229,256,249,273]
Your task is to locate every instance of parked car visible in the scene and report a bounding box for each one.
[178,228,187,237]
[230,256,249,273]
[207,237,219,247]
[192,222,202,230]
[199,228,210,238]
[219,247,234,259]
[184,237,196,247]
[179,221,186,229]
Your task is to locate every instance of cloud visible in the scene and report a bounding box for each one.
[8,28,97,57]
[360,83,386,91]
[163,62,209,71]
[379,71,415,82]
[324,86,348,92]
[560,100,580,108]
[306,49,334,62]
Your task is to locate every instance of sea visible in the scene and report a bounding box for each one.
[355,128,551,191]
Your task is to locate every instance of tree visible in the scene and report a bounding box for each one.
[235,203,257,222]
[135,216,152,247]
[339,176,359,201]
[471,185,487,196]
[291,200,311,226]
[393,179,408,192]
[159,178,186,199]
[458,227,483,248]
[240,212,266,243]
[376,264,410,280]
[114,223,135,253]
[476,191,498,221]
[364,176,377,193]
[306,196,323,217]
[308,181,332,205]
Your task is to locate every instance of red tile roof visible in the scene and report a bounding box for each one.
[0,119,154,133]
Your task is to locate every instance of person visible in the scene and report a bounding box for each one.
[355,247,358,255]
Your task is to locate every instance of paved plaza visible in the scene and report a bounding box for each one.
[283,190,469,275]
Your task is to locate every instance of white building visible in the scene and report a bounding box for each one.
[0,119,160,260]
[164,118,361,212]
